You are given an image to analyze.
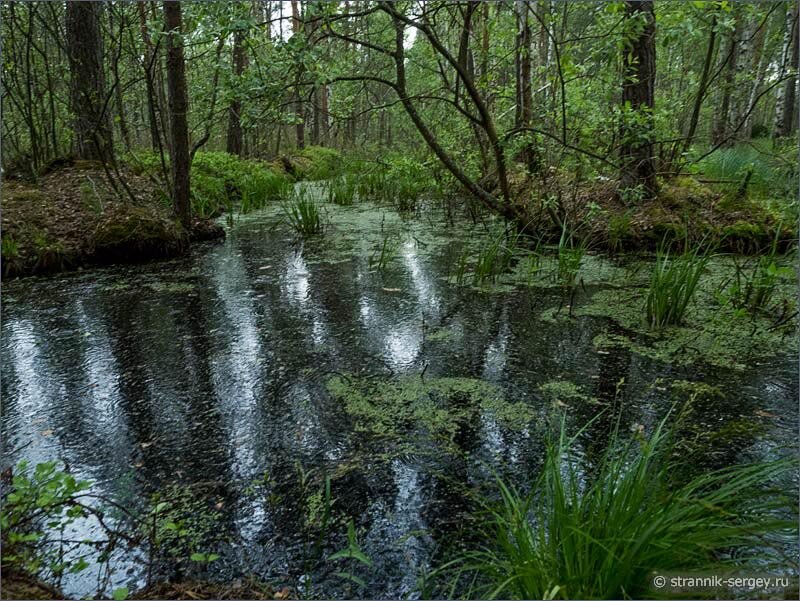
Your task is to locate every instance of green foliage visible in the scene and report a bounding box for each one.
[556,223,588,289]
[607,212,633,252]
[296,146,344,180]
[327,520,373,592]
[368,234,400,271]
[455,227,519,287]
[142,485,223,570]
[437,415,796,600]
[282,189,324,237]
[693,141,796,202]
[1,461,91,578]
[646,243,710,328]
[722,234,795,315]
[2,235,20,260]
[328,173,358,206]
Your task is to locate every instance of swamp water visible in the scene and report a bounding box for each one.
[2,187,798,598]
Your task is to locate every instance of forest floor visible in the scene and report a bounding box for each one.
[1,159,224,278]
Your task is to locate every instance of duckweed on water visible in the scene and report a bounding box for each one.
[583,287,797,369]
[325,375,536,448]
[538,380,601,407]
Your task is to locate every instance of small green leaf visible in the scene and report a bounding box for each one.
[112,587,129,601]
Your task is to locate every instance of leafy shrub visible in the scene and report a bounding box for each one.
[1,461,91,579]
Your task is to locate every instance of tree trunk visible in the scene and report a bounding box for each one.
[226,28,248,156]
[712,11,741,145]
[291,0,305,149]
[682,11,717,155]
[65,1,113,160]
[514,0,536,172]
[137,3,163,152]
[619,0,657,198]
[777,8,799,137]
[163,0,191,230]
[743,17,768,138]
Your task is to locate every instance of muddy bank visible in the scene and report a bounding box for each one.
[1,161,224,278]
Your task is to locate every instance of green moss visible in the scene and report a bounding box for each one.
[326,375,535,448]
[538,380,601,407]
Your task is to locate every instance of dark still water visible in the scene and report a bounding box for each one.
[2,193,797,598]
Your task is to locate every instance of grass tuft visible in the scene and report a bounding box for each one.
[436,413,796,600]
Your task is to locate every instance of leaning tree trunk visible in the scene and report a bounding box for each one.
[163,0,191,230]
[65,1,113,160]
[619,0,657,199]
[226,28,248,156]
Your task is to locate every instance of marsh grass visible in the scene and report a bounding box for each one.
[556,223,588,289]
[646,242,710,328]
[282,189,324,237]
[328,174,358,206]
[455,227,520,287]
[369,234,400,271]
[435,414,796,600]
[723,230,795,315]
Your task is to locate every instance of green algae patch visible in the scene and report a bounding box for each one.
[578,286,797,370]
[325,375,535,449]
[426,326,458,342]
[539,380,601,407]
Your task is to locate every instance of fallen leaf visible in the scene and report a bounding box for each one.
[40,429,54,437]
[274,587,291,600]
[755,409,778,418]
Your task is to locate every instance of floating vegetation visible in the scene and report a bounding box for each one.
[326,375,536,447]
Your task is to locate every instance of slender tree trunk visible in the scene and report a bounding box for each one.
[744,18,768,138]
[109,5,132,151]
[514,0,536,171]
[226,28,248,156]
[778,8,799,137]
[65,0,113,160]
[291,0,305,149]
[682,12,717,155]
[619,0,657,198]
[137,2,162,152]
[163,0,191,230]
[712,11,741,146]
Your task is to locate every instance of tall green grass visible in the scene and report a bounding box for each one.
[437,414,795,600]
[454,227,519,287]
[282,188,324,237]
[724,230,795,315]
[556,223,588,289]
[645,243,710,328]
[693,141,796,202]
[328,174,358,206]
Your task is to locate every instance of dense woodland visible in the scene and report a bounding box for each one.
[1,2,799,601]
[2,1,798,228]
